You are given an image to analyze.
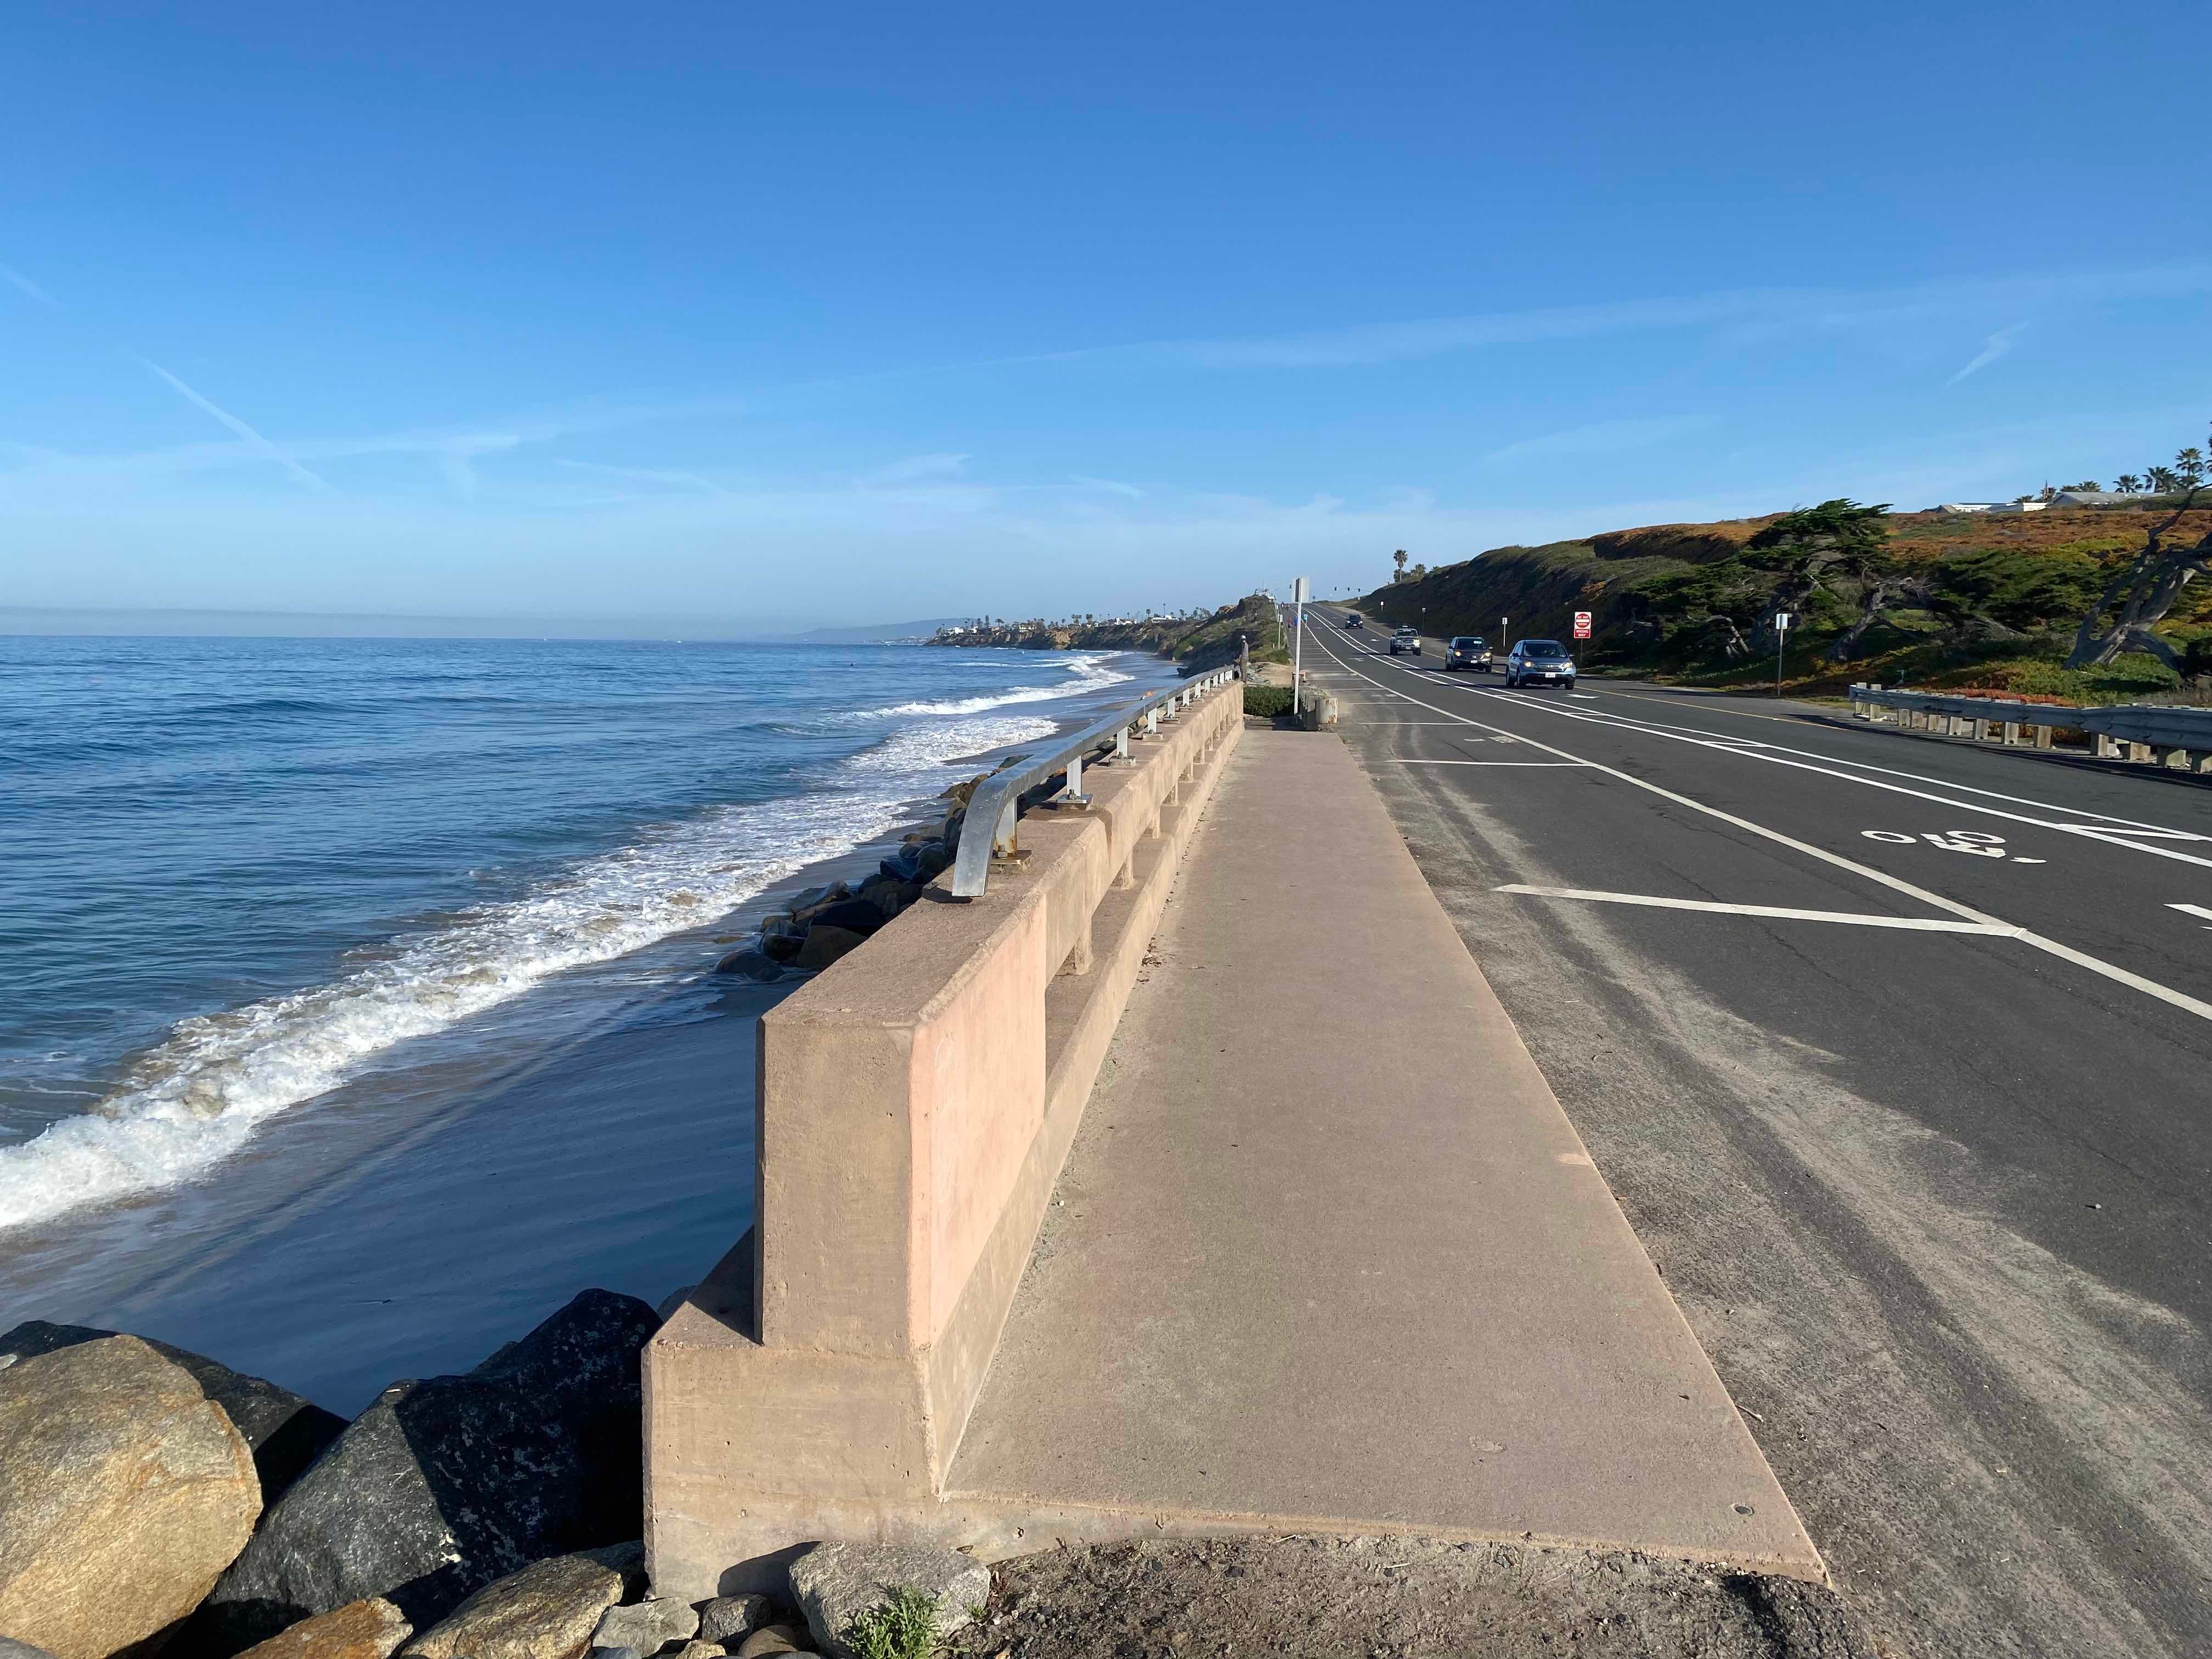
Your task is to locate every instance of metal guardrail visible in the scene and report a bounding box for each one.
[1848,684,2212,767]
[949,668,1239,897]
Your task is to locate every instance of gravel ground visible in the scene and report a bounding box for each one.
[943,1537,1879,1658]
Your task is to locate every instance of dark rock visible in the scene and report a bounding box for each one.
[786,883,851,923]
[793,927,866,970]
[693,1596,771,1647]
[803,900,882,938]
[758,932,802,963]
[879,840,951,885]
[194,1290,659,1657]
[713,949,785,983]
[914,842,952,881]
[2,1321,346,1507]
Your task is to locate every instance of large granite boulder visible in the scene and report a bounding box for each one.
[195,1291,659,1657]
[0,1336,262,1659]
[787,1545,989,1659]
[2,1322,346,1508]
[399,1544,642,1659]
[232,1601,410,1659]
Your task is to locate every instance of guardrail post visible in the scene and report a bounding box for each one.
[1115,725,1130,762]
[993,795,1019,859]
[2035,726,2054,749]
[2001,721,2022,745]
[1063,752,1089,805]
[2097,734,2120,759]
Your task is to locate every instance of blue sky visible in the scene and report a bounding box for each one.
[5,2,2208,631]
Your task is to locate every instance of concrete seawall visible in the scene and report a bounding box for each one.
[645,677,1243,1597]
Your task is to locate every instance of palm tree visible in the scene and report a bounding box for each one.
[2177,447,2208,488]
[2148,466,2181,494]
[1392,549,1408,583]
[2115,473,2143,494]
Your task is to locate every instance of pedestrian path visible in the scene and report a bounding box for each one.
[946,725,1822,1577]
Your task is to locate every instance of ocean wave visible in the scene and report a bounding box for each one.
[839,652,1132,720]
[0,712,1056,1233]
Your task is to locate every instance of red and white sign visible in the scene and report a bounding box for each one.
[1572,611,1592,639]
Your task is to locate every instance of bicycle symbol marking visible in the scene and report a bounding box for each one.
[1861,830,2042,864]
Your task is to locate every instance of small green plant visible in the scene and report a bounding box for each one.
[843,1587,943,1659]
[1243,684,1295,716]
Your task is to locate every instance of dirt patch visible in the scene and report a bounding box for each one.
[944,1537,1876,1658]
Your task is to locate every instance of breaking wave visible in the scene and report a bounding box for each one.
[0,712,1056,1232]
[841,652,1132,719]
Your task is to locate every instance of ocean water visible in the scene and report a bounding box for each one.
[0,634,1172,1407]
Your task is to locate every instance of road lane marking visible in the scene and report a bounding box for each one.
[1497,885,2025,935]
[1305,624,2212,1026]
[1390,759,1594,767]
[2171,903,2212,927]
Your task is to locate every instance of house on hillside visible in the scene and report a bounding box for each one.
[2050,490,2132,506]
[1937,500,2051,513]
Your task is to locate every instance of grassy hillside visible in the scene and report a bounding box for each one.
[928,592,1286,673]
[1353,505,2212,702]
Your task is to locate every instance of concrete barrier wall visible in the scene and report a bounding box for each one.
[645,680,1244,1596]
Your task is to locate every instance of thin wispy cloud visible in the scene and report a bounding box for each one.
[1070,473,1143,498]
[857,452,970,487]
[557,458,731,495]
[1947,321,2028,385]
[1483,414,1717,468]
[136,357,332,490]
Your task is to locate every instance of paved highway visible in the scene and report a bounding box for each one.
[1293,611,2211,1659]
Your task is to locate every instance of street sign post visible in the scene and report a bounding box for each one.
[1291,575,1310,703]
[1572,611,1592,640]
[1773,611,1793,697]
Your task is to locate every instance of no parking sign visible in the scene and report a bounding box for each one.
[1572,611,1592,639]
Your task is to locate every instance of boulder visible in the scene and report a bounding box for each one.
[0,1642,61,1659]
[691,1598,770,1649]
[668,1644,722,1659]
[2,1322,346,1506]
[730,1629,809,1659]
[588,1599,695,1657]
[196,1290,659,1656]
[234,1601,410,1659]
[0,1336,262,1659]
[785,883,850,923]
[713,949,785,983]
[401,1544,643,1659]
[787,1545,989,1659]
[793,927,866,971]
[801,900,882,938]
[757,932,802,964]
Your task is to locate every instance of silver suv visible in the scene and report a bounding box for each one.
[1389,625,1422,656]
[1504,639,1576,688]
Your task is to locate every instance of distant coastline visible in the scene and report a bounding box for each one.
[927,592,1286,673]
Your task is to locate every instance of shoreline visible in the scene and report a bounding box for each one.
[0,654,1180,1413]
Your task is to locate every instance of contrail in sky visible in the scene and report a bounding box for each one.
[1947,322,2028,385]
[1,252,331,490]
[136,357,332,489]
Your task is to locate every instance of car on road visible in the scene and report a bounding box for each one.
[1444,635,1491,672]
[1504,639,1576,688]
[1342,612,1364,629]
[1389,625,1422,656]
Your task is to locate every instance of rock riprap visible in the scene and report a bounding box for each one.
[2,1321,346,1507]
[232,1600,411,1659]
[0,1336,262,1659]
[401,1544,643,1659]
[587,1597,696,1656]
[787,1545,989,1659]
[198,1290,659,1656]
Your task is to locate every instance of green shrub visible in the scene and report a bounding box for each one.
[1243,684,1295,716]
[844,1588,943,1659]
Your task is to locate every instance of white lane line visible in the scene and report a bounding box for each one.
[2171,903,2212,927]
[1391,759,1594,767]
[1497,885,2025,935]
[1440,679,2212,870]
[1305,625,2212,1025]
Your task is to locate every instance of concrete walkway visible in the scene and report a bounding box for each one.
[946,726,1822,1576]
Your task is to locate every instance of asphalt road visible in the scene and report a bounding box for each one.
[1293,612,2212,1659]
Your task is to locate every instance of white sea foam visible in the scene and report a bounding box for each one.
[842,652,1133,719]
[0,712,1057,1232]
